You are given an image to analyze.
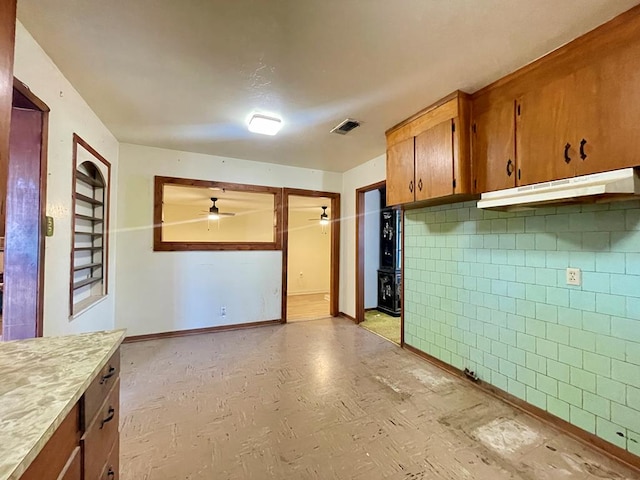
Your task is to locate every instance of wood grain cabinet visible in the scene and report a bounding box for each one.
[385,91,473,207]
[472,96,516,193]
[20,348,121,480]
[472,7,640,192]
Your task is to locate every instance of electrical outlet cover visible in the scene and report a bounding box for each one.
[566,268,581,286]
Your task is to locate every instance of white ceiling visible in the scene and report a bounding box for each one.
[17,1,639,172]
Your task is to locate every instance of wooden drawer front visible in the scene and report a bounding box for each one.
[57,446,81,480]
[83,378,120,480]
[99,437,120,480]
[83,348,120,428]
[21,403,80,480]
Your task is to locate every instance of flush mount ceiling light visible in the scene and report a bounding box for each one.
[247,113,283,136]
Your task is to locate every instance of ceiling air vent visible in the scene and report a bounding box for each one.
[330,118,360,135]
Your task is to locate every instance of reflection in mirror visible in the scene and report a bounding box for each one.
[154,177,282,251]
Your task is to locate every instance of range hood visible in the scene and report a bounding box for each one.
[478,168,640,211]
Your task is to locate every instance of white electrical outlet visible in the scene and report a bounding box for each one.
[566,268,581,286]
[220,306,226,316]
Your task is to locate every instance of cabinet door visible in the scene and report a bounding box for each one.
[576,41,640,176]
[516,73,578,185]
[415,119,453,201]
[473,98,516,193]
[386,137,415,205]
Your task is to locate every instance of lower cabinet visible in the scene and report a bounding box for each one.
[377,270,401,317]
[20,348,121,480]
[82,378,120,480]
[20,404,81,480]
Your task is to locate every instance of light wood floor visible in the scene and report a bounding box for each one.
[119,318,637,479]
[286,293,329,322]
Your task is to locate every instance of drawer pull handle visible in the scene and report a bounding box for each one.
[100,407,115,429]
[564,143,571,164]
[418,178,423,191]
[100,366,116,384]
[107,467,115,479]
[580,138,587,160]
[506,159,514,177]
[409,180,414,193]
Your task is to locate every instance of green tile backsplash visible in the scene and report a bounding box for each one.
[404,200,640,454]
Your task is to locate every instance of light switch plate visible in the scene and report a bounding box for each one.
[45,216,54,237]
[566,267,581,286]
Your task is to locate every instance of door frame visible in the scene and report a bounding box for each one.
[3,78,49,338]
[356,180,405,346]
[281,188,340,323]
[355,180,386,324]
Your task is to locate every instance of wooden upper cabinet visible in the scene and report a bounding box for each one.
[386,137,415,206]
[415,119,454,201]
[472,5,640,191]
[385,91,473,207]
[472,97,516,193]
[576,39,640,176]
[515,72,579,186]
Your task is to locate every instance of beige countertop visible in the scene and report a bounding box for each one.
[0,329,125,480]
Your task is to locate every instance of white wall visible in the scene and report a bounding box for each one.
[115,143,341,336]
[339,154,386,317]
[13,22,119,336]
[287,209,331,295]
[364,189,380,308]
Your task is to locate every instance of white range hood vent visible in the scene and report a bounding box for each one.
[477,168,640,211]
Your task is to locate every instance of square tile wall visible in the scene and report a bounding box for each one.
[404,200,640,455]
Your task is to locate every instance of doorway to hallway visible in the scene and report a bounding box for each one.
[281,189,340,323]
[355,181,402,345]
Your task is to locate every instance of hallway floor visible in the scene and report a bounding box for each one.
[120,317,638,479]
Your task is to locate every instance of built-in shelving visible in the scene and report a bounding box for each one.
[71,145,109,316]
[75,213,104,223]
[75,193,104,206]
[73,262,102,272]
[73,277,103,290]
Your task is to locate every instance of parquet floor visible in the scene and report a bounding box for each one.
[120,317,638,480]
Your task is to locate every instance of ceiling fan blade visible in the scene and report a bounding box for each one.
[219,212,236,217]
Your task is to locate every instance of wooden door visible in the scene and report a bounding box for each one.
[516,73,578,186]
[386,137,415,205]
[3,107,44,340]
[415,119,453,201]
[473,98,516,193]
[576,40,640,176]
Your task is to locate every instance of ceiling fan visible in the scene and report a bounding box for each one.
[308,206,329,225]
[205,197,236,220]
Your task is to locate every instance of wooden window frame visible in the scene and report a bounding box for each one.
[153,176,283,252]
[70,134,111,317]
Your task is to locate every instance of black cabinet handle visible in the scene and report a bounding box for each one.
[580,138,587,160]
[100,365,116,384]
[107,467,115,479]
[418,178,423,191]
[506,159,514,177]
[100,406,115,429]
[564,143,571,164]
[409,180,414,193]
